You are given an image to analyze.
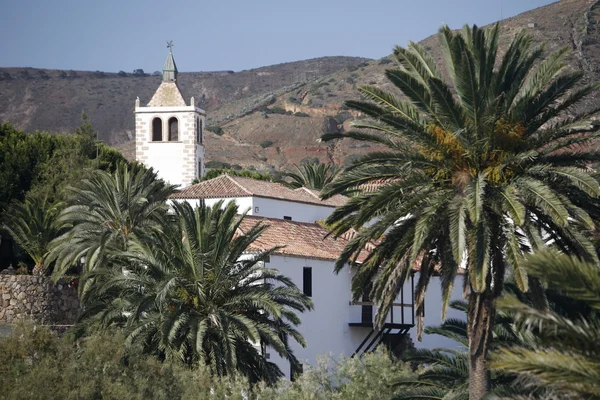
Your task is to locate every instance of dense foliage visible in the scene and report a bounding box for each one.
[0,119,127,213]
[492,251,600,399]
[0,119,128,271]
[48,163,175,283]
[79,200,312,383]
[281,163,341,190]
[2,197,63,275]
[200,167,275,182]
[0,324,412,400]
[322,23,600,398]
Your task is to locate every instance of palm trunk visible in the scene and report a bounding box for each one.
[467,287,495,400]
[32,263,44,276]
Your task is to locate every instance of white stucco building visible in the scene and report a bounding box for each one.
[135,48,462,378]
[172,176,463,378]
[170,174,348,223]
[135,46,206,187]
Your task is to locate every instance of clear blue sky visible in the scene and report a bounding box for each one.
[1,0,555,73]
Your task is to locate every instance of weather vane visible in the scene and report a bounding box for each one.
[167,41,174,51]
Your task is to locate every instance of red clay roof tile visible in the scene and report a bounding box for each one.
[238,215,368,262]
[171,175,347,207]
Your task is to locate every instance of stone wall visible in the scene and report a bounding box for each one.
[0,274,79,325]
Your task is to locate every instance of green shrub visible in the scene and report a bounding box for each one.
[294,112,310,118]
[260,140,274,148]
[269,106,287,115]
[207,125,224,135]
[0,324,254,400]
[205,161,232,169]
[0,324,415,399]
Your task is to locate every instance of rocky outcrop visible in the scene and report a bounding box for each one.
[0,274,79,325]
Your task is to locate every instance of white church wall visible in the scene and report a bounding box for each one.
[176,197,255,214]
[410,274,465,350]
[135,106,205,188]
[265,255,371,379]
[252,197,335,223]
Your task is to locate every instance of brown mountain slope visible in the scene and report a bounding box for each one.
[198,0,600,170]
[2,0,600,171]
[0,56,369,145]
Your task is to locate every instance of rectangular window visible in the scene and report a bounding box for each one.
[283,216,292,221]
[303,267,312,297]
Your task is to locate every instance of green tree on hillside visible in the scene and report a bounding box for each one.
[80,201,313,383]
[322,24,600,399]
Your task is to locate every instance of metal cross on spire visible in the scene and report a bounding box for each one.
[167,41,174,51]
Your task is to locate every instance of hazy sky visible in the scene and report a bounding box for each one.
[1,0,555,73]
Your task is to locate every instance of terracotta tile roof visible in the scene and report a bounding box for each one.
[171,175,347,207]
[238,215,368,262]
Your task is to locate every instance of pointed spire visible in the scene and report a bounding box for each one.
[163,41,178,82]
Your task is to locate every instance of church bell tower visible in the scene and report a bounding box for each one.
[134,42,205,187]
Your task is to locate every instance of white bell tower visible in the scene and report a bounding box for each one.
[134,42,205,187]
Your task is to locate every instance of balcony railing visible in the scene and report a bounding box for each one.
[348,274,415,328]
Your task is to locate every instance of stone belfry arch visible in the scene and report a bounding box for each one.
[134,42,206,187]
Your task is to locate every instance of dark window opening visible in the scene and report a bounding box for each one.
[198,162,202,177]
[196,118,203,144]
[168,117,179,141]
[283,216,292,221]
[303,267,312,297]
[152,118,162,141]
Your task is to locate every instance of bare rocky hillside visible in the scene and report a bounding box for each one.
[2,0,599,171]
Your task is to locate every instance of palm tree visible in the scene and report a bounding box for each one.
[281,163,340,190]
[394,300,550,400]
[491,251,600,399]
[80,200,313,383]
[321,24,600,399]
[47,163,175,287]
[2,197,63,275]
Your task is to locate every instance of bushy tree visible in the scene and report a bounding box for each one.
[0,325,415,400]
[322,24,600,398]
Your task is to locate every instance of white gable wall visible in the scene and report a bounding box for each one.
[248,197,334,223]
[175,196,335,223]
[265,254,415,379]
[265,255,367,379]
[177,197,255,215]
[411,274,465,350]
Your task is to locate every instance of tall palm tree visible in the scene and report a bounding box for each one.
[47,163,175,288]
[282,163,341,190]
[321,24,600,399]
[80,201,313,383]
[2,197,63,275]
[491,251,600,399]
[394,300,550,400]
